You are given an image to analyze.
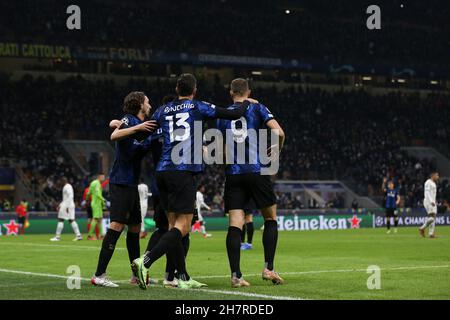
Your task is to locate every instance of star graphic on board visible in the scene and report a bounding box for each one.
[348,215,362,229]
[3,220,20,235]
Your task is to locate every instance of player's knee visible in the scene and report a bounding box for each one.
[229,216,244,229]
[109,221,125,232]
[261,205,277,220]
[179,225,190,237]
[173,221,190,236]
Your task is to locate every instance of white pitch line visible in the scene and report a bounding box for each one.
[0,268,303,300]
[193,264,450,279]
[197,288,304,300]
[0,242,125,251]
[0,268,92,282]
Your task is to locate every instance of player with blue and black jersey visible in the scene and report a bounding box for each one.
[140,123,190,288]
[91,91,158,288]
[133,73,258,290]
[216,78,285,287]
[383,180,400,234]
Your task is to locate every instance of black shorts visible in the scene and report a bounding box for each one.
[156,171,196,214]
[109,183,141,225]
[17,217,25,225]
[385,208,396,217]
[86,205,93,219]
[225,173,276,211]
[152,194,169,230]
[244,199,256,215]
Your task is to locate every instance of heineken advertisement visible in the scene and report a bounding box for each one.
[373,212,450,228]
[0,217,260,235]
[0,213,372,234]
[277,214,372,231]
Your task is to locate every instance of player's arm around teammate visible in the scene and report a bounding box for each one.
[92,92,159,287]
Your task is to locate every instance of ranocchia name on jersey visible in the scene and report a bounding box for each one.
[164,103,195,113]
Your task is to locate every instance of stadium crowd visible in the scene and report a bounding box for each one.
[0,0,449,69]
[1,74,449,210]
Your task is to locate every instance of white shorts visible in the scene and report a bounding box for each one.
[424,203,437,215]
[58,206,75,220]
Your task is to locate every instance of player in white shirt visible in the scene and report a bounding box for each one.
[138,181,151,239]
[195,185,212,238]
[50,177,82,241]
[419,172,439,238]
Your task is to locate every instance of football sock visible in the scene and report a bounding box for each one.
[246,222,254,244]
[70,221,81,237]
[420,216,435,230]
[241,224,246,243]
[263,220,278,271]
[95,228,121,276]
[165,254,176,281]
[98,221,103,237]
[201,225,206,234]
[55,222,64,237]
[146,228,166,252]
[174,240,190,281]
[165,234,190,281]
[143,228,181,269]
[394,217,399,227]
[429,220,436,235]
[182,234,190,257]
[386,219,391,230]
[87,222,91,233]
[126,232,140,263]
[226,226,242,278]
[89,219,97,237]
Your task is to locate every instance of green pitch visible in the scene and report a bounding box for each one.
[1,227,450,300]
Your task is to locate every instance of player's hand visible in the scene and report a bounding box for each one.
[109,119,122,128]
[245,98,259,104]
[136,121,158,132]
[431,202,436,207]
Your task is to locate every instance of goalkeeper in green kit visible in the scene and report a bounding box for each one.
[87,174,107,240]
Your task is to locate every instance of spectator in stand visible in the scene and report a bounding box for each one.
[3,199,11,211]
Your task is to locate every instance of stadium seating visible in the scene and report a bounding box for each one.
[0,0,449,69]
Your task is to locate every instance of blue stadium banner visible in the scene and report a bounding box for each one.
[0,167,15,191]
[1,41,446,77]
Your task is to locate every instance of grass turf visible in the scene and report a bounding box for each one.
[0,227,449,300]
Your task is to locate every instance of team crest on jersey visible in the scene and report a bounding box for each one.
[121,117,129,126]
